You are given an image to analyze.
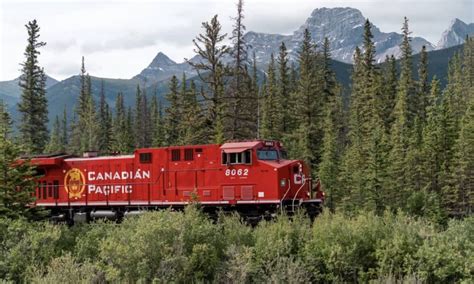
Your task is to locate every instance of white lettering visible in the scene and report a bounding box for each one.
[88,172,95,181]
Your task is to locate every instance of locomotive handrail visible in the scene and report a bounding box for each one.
[280,178,291,214]
[291,177,307,210]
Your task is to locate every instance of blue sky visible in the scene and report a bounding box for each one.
[1,0,472,81]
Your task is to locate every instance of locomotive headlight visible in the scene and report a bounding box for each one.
[280,178,287,187]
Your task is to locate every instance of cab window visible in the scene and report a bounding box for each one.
[222,150,252,165]
[257,149,279,160]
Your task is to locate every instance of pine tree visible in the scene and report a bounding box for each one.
[227,0,255,140]
[289,29,317,164]
[421,78,443,194]
[417,45,430,123]
[188,15,229,143]
[69,57,99,154]
[381,55,398,132]
[61,107,68,151]
[151,95,165,147]
[0,101,37,219]
[277,41,290,134]
[134,85,146,148]
[180,80,206,145]
[164,76,181,146]
[260,54,280,140]
[18,19,49,154]
[319,91,344,212]
[46,115,63,153]
[98,80,112,154]
[399,17,417,124]
[111,93,132,153]
[340,20,389,213]
[448,97,473,215]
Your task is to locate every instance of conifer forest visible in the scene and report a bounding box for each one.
[0,1,472,282]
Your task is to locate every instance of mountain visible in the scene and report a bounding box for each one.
[436,18,474,49]
[0,75,58,99]
[248,7,435,65]
[133,52,196,85]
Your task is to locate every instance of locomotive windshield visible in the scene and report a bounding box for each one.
[257,149,287,160]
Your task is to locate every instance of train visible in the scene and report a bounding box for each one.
[28,140,324,223]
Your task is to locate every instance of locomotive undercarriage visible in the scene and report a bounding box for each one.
[48,200,323,225]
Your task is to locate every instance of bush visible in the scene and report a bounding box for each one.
[303,211,387,282]
[416,217,474,283]
[0,208,471,283]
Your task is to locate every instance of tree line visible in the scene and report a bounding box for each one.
[0,1,472,220]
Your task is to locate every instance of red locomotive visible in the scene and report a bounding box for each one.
[29,140,323,223]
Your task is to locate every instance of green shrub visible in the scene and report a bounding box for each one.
[27,253,103,283]
[416,217,474,283]
[304,211,387,282]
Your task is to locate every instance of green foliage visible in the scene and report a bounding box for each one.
[18,19,49,154]
[0,209,472,283]
[0,102,38,219]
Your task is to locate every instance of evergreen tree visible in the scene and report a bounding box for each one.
[381,55,398,132]
[0,102,37,219]
[164,76,181,146]
[151,95,165,147]
[399,17,417,124]
[46,115,63,153]
[319,91,344,212]
[134,85,146,148]
[260,54,281,140]
[340,20,388,213]
[277,41,290,134]
[448,97,473,215]
[18,19,49,154]
[180,80,206,145]
[69,57,99,153]
[188,15,229,143]
[98,80,112,154]
[421,78,443,194]
[289,29,317,165]
[61,107,68,151]
[227,0,255,140]
[417,45,430,123]
[111,93,132,153]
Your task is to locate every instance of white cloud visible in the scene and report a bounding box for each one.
[0,0,472,81]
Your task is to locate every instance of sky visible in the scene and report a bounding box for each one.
[0,0,473,81]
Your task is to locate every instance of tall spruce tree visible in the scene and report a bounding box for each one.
[289,29,317,165]
[227,0,255,139]
[98,80,112,154]
[0,102,37,219]
[277,41,291,135]
[417,45,430,123]
[381,55,398,132]
[111,93,132,153]
[188,15,229,143]
[46,115,63,153]
[448,97,473,215]
[18,19,49,154]
[69,57,99,154]
[260,54,281,140]
[164,76,181,146]
[151,95,165,147]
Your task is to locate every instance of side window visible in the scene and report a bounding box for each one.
[140,152,152,163]
[53,180,59,199]
[42,181,47,199]
[184,149,194,161]
[48,183,53,198]
[222,150,252,165]
[171,149,181,161]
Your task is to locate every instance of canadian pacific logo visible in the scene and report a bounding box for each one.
[64,168,86,199]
